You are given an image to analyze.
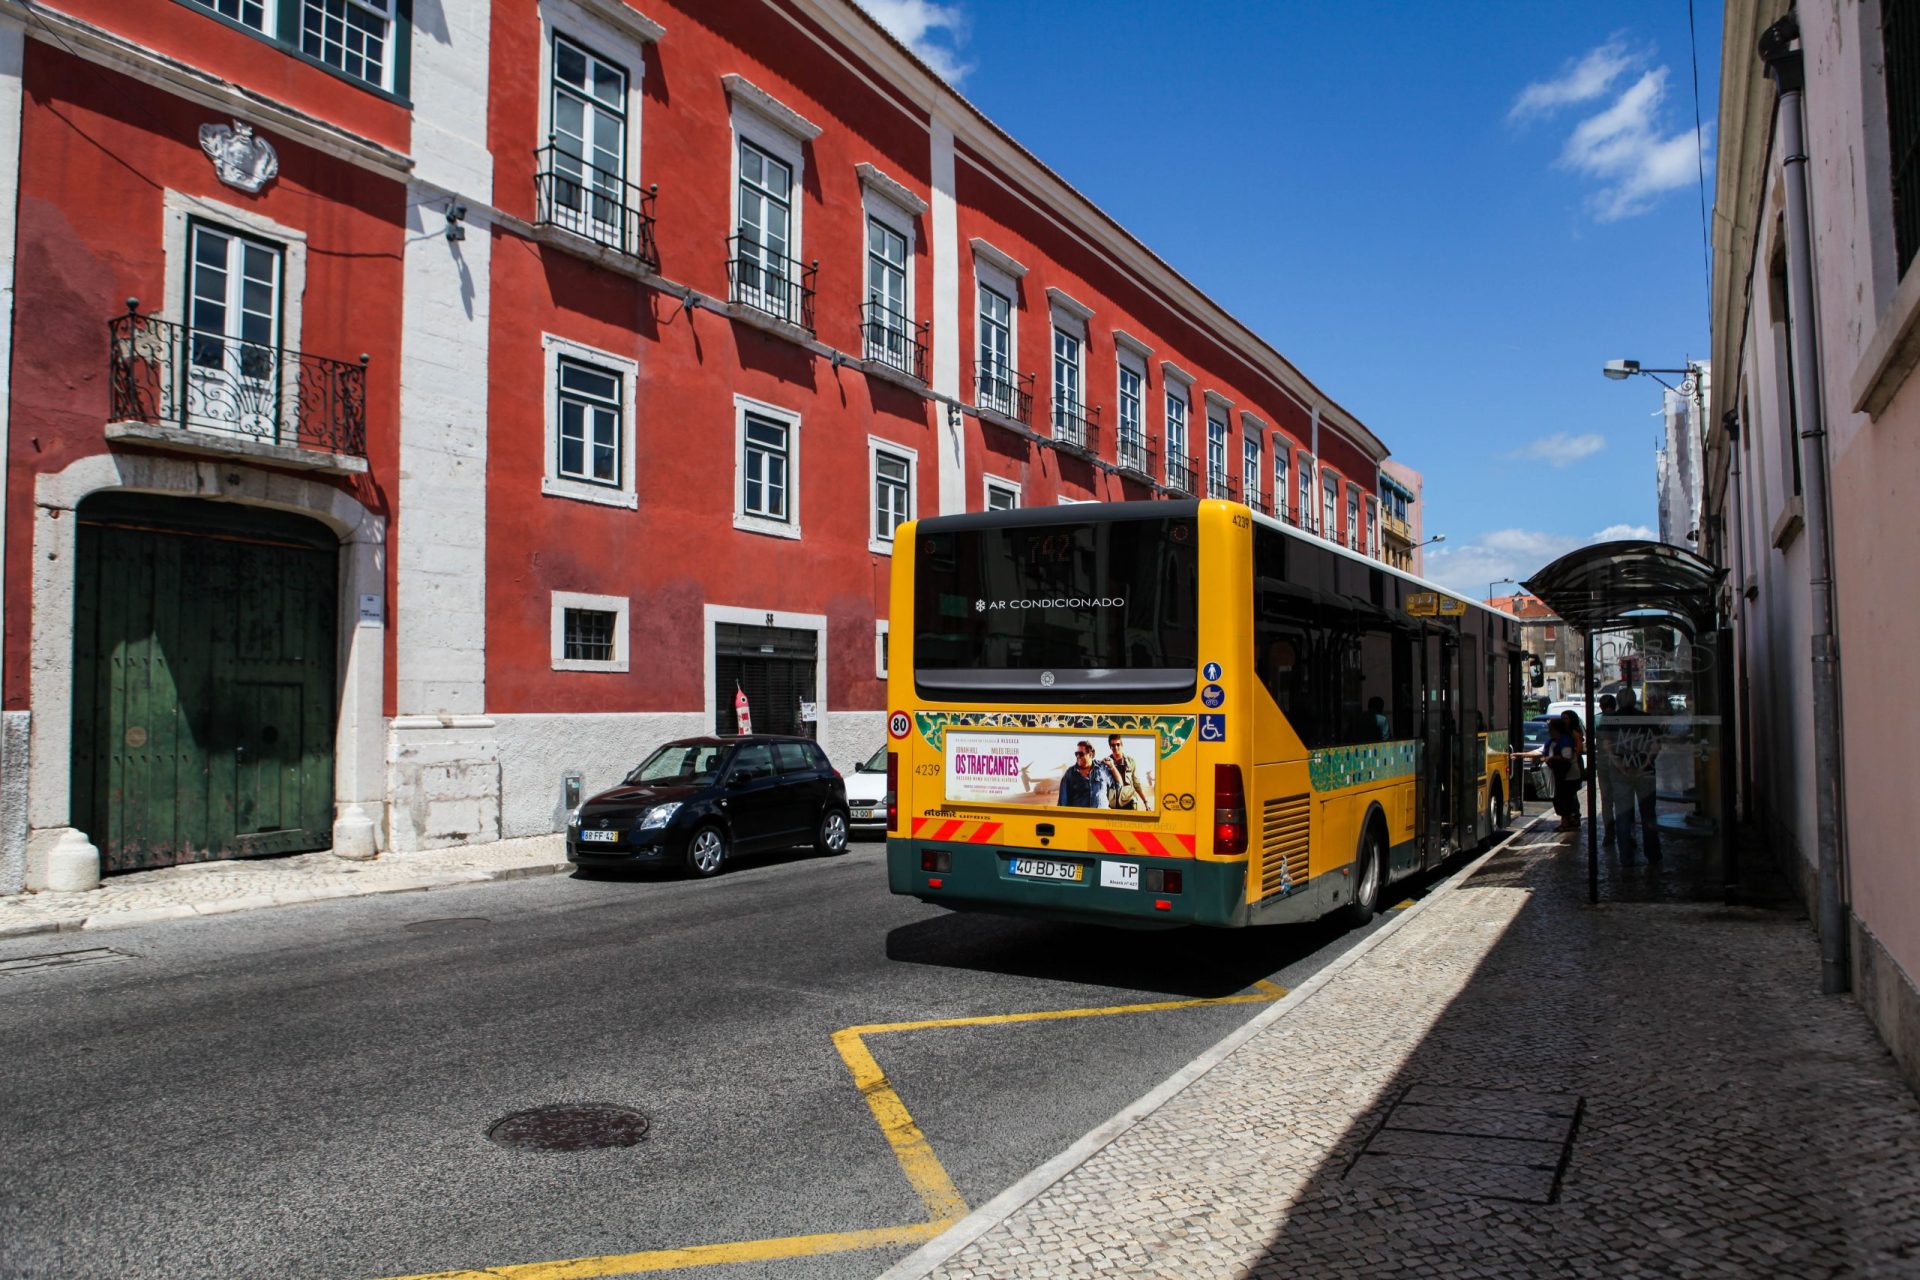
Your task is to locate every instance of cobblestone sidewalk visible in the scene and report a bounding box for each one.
[883,822,1920,1279]
[0,835,569,939]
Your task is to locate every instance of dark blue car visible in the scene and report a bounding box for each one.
[567,736,849,878]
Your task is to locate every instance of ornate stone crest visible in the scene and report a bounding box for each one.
[198,120,279,194]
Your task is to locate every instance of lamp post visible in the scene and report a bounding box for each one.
[1490,576,1519,606]
[1604,358,1708,543]
[1414,533,1445,549]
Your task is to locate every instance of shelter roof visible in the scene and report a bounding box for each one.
[1522,540,1724,636]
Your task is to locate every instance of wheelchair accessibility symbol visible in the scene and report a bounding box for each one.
[1199,714,1227,742]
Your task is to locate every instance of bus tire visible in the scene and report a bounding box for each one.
[1344,822,1386,926]
[1490,780,1507,836]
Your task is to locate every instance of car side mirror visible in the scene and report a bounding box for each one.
[726,772,749,788]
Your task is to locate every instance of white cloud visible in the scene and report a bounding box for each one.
[1508,40,1636,121]
[1504,432,1607,468]
[858,0,972,86]
[1509,42,1712,221]
[1423,524,1655,598]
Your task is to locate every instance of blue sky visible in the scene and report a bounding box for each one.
[861,0,1720,597]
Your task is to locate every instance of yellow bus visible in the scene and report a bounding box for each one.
[884,499,1519,928]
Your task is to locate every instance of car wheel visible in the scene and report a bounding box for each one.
[816,808,849,856]
[685,825,727,878]
[1343,823,1386,926]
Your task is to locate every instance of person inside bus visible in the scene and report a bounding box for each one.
[1057,741,1116,809]
[1105,735,1149,811]
[1367,696,1390,741]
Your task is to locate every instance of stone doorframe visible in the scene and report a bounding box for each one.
[26,451,386,887]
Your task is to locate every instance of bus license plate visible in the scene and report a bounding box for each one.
[579,829,619,843]
[1009,856,1082,882]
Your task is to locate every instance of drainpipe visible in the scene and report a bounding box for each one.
[1761,15,1850,996]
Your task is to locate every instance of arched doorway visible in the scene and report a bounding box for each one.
[70,493,340,872]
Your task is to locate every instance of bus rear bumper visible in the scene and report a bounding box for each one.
[887,836,1246,928]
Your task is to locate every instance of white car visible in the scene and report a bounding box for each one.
[844,744,890,836]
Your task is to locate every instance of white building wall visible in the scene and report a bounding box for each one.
[390,0,501,851]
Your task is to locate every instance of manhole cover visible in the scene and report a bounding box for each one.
[487,1104,650,1152]
[403,917,491,932]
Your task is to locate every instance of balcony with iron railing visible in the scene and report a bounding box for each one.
[861,299,928,383]
[1206,465,1235,501]
[728,236,817,335]
[1116,429,1156,481]
[977,364,1035,427]
[107,302,368,471]
[534,144,659,271]
[1165,450,1197,495]
[1051,398,1101,457]
[1380,507,1414,544]
[1243,482,1270,516]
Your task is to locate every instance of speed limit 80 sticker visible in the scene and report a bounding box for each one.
[888,710,911,739]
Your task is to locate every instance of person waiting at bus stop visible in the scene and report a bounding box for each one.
[1600,688,1662,862]
[1057,741,1116,809]
[1529,710,1585,834]
[1596,693,1619,848]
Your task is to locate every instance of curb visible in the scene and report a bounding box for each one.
[875,826,1524,1280]
[0,859,575,940]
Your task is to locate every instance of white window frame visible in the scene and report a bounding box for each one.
[1242,431,1262,509]
[1322,471,1339,540]
[733,393,802,540]
[875,619,890,679]
[1299,453,1315,531]
[983,475,1021,510]
[1051,323,1086,440]
[551,590,630,672]
[1366,495,1382,559]
[858,164,923,361]
[1346,482,1361,550]
[1162,365,1193,488]
[727,78,816,277]
[868,435,917,555]
[298,0,399,93]
[1273,446,1290,520]
[541,333,638,507]
[1205,398,1231,498]
[972,240,1026,413]
[1116,348,1147,472]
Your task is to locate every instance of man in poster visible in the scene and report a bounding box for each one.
[1057,741,1117,808]
[1105,734,1150,811]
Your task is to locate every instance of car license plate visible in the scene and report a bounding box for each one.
[1009,856,1083,882]
[579,829,619,843]
[851,807,874,819]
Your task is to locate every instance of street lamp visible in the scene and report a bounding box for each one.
[1601,358,1703,401]
[1414,533,1445,549]
[1489,576,1519,604]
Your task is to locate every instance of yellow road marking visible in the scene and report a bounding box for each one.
[379,979,1287,1280]
[389,1223,951,1280]
[1392,899,1417,910]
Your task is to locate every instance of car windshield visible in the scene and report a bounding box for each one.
[626,743,731,786]
[1522,720,1551,747]
[861,745,888,773]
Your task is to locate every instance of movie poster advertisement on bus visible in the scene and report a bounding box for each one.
[944,731,1158,811]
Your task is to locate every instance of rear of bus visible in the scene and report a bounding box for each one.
[884,500,1253,927]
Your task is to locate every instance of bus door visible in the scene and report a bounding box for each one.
[1423,629,1457,864]
[1461,631,1484,843]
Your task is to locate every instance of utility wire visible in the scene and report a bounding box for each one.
[1688,0,1713,333]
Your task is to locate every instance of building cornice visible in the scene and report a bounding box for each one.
[1159,358,1193,386]
[969,236,1028,279]
[782,0,1389,463]
[556,0,665,43]
[1710,0,1789,428]
[854,161,927,216]
[1113,328,1153,358]
[722,72,823,141]
[1045,285,1094,323]
[3,0,412,179]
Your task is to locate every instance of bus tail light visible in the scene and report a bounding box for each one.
[921,849,950,872]
[1213,764,1249,855]
[1144,868,1183,894]
[886,751,898,832]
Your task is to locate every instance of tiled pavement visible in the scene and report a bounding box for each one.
[0,835,570,938]
[882,820,1920,1279]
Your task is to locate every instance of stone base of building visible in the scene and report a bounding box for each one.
[1852,914,1920,1102]
[1,710,28,896]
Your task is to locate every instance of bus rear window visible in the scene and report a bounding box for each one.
[914,516,1199,700]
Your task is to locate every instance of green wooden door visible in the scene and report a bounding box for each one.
[72,496,338,872]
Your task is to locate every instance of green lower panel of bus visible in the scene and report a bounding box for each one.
[887,837,1247,928]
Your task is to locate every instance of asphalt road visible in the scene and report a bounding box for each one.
[0,837,1465,1280]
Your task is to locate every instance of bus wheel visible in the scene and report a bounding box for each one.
[1490,782,1507,835]
[1344,825,1385,925]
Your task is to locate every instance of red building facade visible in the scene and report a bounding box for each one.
[0,0,1400,892]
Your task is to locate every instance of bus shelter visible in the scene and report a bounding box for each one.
[1522,540,1730,904]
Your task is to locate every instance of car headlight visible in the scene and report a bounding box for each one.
[639,802,682,830]
[566,806,582,827]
